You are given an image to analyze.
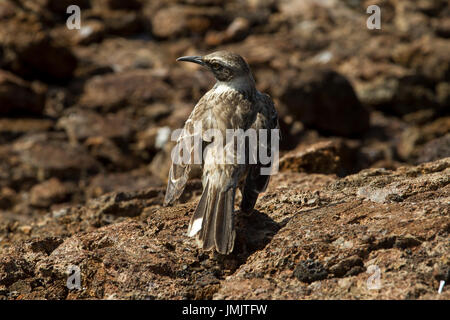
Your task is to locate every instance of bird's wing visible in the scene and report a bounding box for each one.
[241,93,279,212]
[164,99,208,206]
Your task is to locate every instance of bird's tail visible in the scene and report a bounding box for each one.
[187,178,236,255]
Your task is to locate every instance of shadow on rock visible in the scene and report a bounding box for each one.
[214,209,283,272]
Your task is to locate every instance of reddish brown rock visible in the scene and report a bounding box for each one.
[397,117,450,162]
[45,0,91,14]
[417,133,450,164]
[0,118,53,133]
[0,12,77,80]
[12,134,100,180]
[86,168,163,199]
[100,10,144,36]
[279,139,360,176]
[29,178,73,208]
[73,38,169,73]
[214,158,450,299]
[0,70,46,116]
[79,70,171,112]
[392,36,450,83]
[51,20,106,46]
[0,187,16,209]
[279,68,370,137]
[83,136,138,170]
[0,156,448,300]
[57,109,134,142]
[92,0,142,11]
[205,17,250,46]
[152,5,230,39]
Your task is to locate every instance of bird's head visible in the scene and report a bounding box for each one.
[176,51,254,84]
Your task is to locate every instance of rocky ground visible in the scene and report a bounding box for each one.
[0,0,449,299]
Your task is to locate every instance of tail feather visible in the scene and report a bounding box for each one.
[199,186,218,251]
[187,179,236,254]
[214,188,235,254]
[187,180,209,237]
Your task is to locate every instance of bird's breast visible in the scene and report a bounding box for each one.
[204,88,256,130]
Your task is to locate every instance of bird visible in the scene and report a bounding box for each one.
[164,51,279,255]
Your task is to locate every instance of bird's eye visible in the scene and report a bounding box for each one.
[211,62,221,71]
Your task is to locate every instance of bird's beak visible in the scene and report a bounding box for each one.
[176,55,205,66]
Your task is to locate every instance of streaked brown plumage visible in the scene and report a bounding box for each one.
[164,51,279,254]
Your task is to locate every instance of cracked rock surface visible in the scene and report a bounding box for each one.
[1,158,448,299]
